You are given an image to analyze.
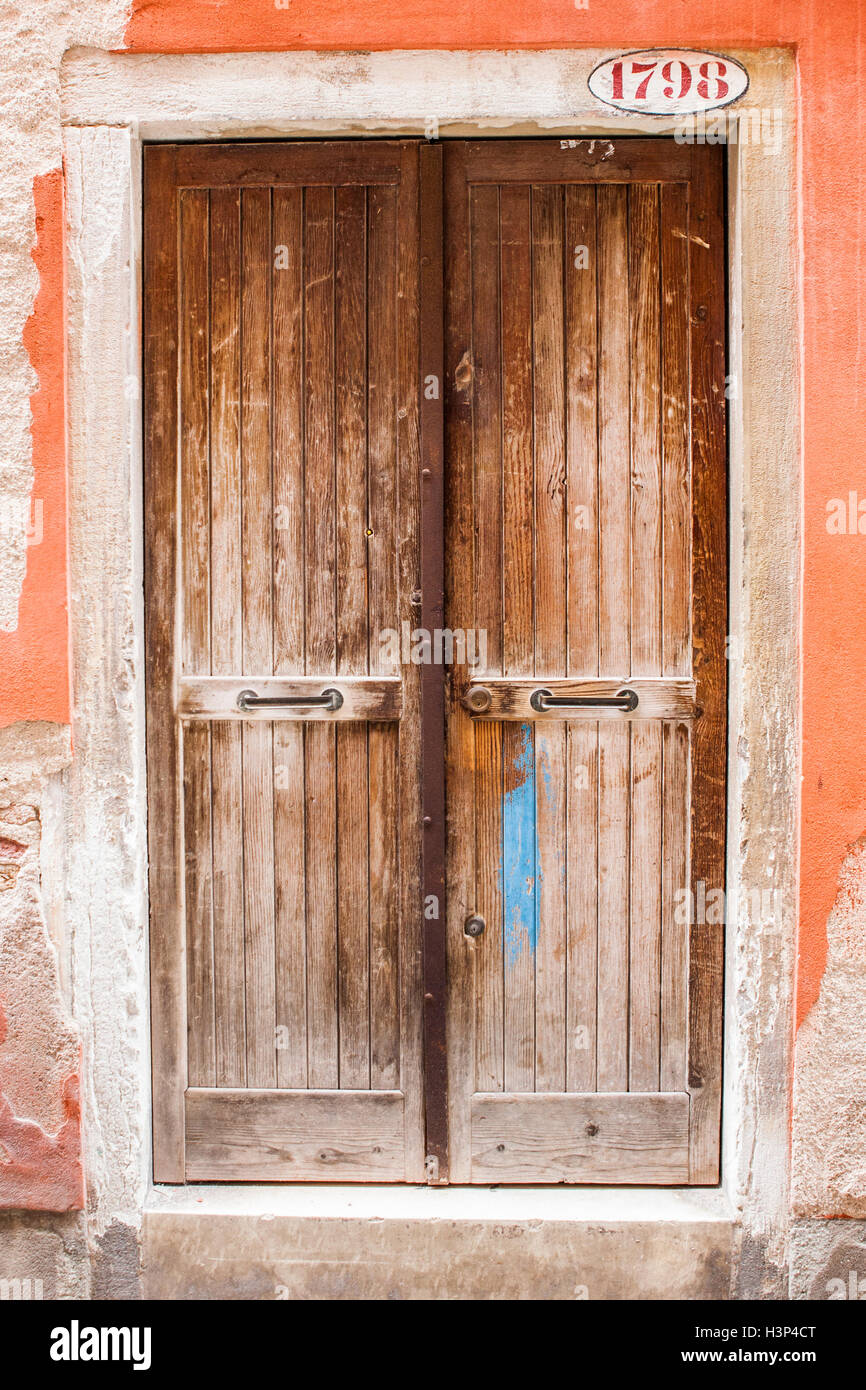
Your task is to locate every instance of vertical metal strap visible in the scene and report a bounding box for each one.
[418,142,448,1182]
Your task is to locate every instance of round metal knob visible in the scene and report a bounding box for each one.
[464,914,486,939]
[464,686,492,714]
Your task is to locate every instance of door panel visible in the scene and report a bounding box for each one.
[146,138,726,1186]
[444,141,726,1184]
[144,142,425,1182]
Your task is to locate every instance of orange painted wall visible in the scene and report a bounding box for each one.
[116,0,866,1029]
[0,169,71,730]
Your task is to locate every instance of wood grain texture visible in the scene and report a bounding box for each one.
[147,142,426,1182]
[178,676,401,720]
[462,678,697,721]
[240,186,277,1091]
[148,139,726,1187]
[443,141,725,1186]
[209,188,247,1089]
[470,1092,690,1183]
[686,147,728,1183]
[185,1089,405,1181]
[143,144,185,1181]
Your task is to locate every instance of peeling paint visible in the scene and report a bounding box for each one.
[0,1071,84,1212]
[0,170,71,728]
[502,723,536,967]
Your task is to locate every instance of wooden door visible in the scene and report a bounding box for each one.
[144,142,432,1182]
[146,138,726,1187]
[444,141,727,1184]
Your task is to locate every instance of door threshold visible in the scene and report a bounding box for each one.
[143,1184,735,1299]
[146,1181,733,1220]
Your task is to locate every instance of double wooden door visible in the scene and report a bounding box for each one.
[144,139,726,1186]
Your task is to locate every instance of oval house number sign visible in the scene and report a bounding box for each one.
[588,50,749,116]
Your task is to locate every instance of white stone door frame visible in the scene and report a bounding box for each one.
[60,47,800,1295]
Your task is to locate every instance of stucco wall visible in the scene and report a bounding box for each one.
[0,0,864,1300]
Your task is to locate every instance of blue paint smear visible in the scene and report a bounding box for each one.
[502,722,537,968]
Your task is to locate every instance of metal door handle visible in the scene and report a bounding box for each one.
[529,687,639,713]
[237,688,344,712]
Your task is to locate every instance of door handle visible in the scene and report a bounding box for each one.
[529,687,639,713]
[237,687,344,713]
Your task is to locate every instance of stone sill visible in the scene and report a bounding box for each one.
[142,1184,736,1299]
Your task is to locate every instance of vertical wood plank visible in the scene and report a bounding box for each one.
[178,190,215,1088]
[597,184,631,677]
[564,186,600,1093]
[470,184,505,1096]
[179,190,211,679]
[566,723,598,1090]
[143,146,185,1178]
[474,721,504,1091]
[501,185,534,679]
[367,182,401,1092]
[629,720,662,1091]
[532,185,567,1093]
[596,185,631,1094]
[628,185,663,1093]
[403,143,427,1177]
[659,176,695,1112]
[499,184,535,1099]
[660,182,692,679]
[335,185,371,1090]
[502,721,536,1092]
[687,148,727,1180]
[565,185,599,680]
[470,185,503,677]
[303,185,339,1090]
[209,187,246,1088]
[444,144,476,1178]
[272,187,307,1089]
[240,187,276,1090]
[661,721,690,1091]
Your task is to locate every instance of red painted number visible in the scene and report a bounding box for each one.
[661,59,692,101]
[611,61,623,99]
[630,62,657,100]
[697,60,729,101]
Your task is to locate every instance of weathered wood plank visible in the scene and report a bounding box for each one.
[500,184,534,679]
[272,186,307,1090]
[629,721,662,1091]
[335,185,371,1091]
[178,676,402,721]
[470,183,503,676]
[143,144,185,1179]
[660,182,692,678]
[367,180,401,1094]
[462,677,697,721]
[174,142,404,189]
[303,184,339,1091]
[687,147,727,1182]
[596,723,630,1092]
[399,143,426,1177]
[502,721,536,1093]
[240,187,276,1090]
[661,721,690,1092]
[178,190,215,1089]
[566,723,598,1091]
[565,183,599,680]
[459,140,694,185]
[532,184,567,1093]
[185,1089,405,1181]
[470,1091,690,1183]
[443,142,477,1180]
[628,186,663,1093]
[209,188,247,1090]
[474,720,504,1092]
